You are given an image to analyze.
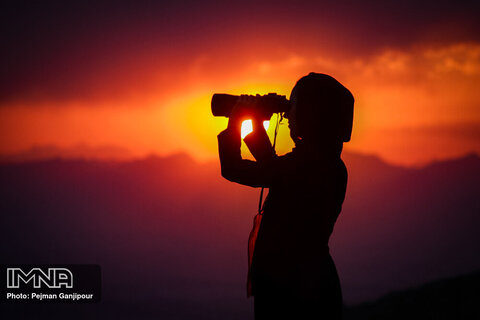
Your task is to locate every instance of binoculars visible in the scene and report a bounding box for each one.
[211,93,290,118]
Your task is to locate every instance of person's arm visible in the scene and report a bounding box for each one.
[217,96,278,187]
[244,118,276,162]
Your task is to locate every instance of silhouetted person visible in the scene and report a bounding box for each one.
[217,73,354,319]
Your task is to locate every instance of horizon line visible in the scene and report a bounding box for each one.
[0,144,478,169]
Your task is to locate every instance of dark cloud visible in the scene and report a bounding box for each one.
[1,0,479,103]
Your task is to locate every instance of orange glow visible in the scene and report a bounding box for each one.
[0,43,479,166]
[241,120,270,139]
[241,120,253,139]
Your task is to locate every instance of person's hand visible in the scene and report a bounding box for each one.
[227,95,259,131]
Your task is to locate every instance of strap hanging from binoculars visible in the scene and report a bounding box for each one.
[249,113,283,297]
[257,113,282,215]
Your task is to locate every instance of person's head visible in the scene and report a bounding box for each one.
[286,73,354,149]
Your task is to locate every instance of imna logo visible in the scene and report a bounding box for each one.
[7,268,73,289]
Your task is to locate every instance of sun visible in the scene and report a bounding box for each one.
[241,120,270,139]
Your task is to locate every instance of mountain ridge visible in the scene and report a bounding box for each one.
[344,270,480,319]
[1,143,478,169]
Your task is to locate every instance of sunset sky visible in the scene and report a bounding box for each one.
[1,0,479,166]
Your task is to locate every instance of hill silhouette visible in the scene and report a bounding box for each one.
[344,270,480,320]
[0,144,133,163]
[0,151,478,319]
